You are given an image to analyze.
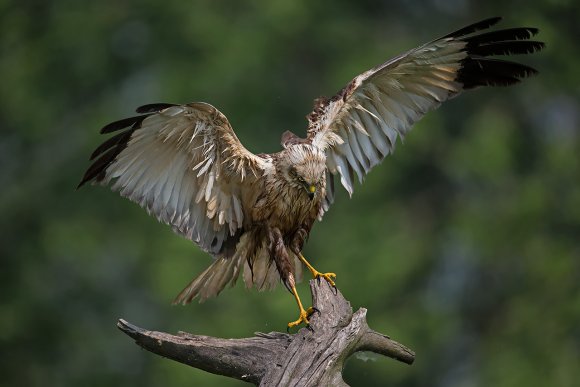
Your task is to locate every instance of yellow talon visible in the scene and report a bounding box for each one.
[288,285,315,329]
[313,271,336,287]
[286,254,335,329]
[298,253,337,287]
[288,306,315,329]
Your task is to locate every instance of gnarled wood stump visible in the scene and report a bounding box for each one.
[118,280,415,386]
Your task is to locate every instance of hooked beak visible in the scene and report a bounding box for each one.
[307,185,316,201]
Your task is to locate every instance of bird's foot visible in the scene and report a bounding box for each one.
[310,269,337,288]
[287,306,316,329]
[298,253,337,287]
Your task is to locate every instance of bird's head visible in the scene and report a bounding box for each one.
[281,144,326,200]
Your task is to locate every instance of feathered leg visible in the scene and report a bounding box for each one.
[268,227,313,328]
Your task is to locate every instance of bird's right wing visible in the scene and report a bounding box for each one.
[79,102,270,259]
[306,17,543,201]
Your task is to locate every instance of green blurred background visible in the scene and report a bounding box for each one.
[1,0,578,386]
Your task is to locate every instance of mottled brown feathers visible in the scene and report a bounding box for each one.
[79,18,542,305]
[281,130,308,148]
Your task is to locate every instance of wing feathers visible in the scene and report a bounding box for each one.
[79,103,268,259]
[89,130,133,161]
[458,58,538,88]
[470,40,545,56]
[442,16,502,39]
[465,27,539,45]
[307,17,542,203]
[81,18,542,303]
[77,147,119,188]
[136,103,178,114]
[100,114,152,134]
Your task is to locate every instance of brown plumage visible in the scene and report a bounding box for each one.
[79,17,543,325]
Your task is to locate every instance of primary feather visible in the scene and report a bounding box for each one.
[79,17,543,303]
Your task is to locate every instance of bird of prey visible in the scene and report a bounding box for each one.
[79,17,543,328]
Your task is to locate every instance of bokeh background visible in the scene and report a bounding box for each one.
[1,0,578,386]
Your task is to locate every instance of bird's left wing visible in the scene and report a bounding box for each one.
[307,17,543,202]
[79,102,269,257]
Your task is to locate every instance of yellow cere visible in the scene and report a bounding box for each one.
[309,185,316,193]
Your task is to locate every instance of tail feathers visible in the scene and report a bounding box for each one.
[172,254,244,304]
[242,250,303,291]
[243,253,279,291]
[174,249,305,304]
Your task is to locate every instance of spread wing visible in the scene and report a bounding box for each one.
[78,102,269,257]
[307,17,544,200]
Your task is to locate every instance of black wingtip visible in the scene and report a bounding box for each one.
[100,114,152,134]
[76,179,88,190]
[458,59,539,89]
[450,18,544,89]
[89,130,134,161]
[469,40,545,57]
[79,129,134,188]
[77,147,117,188]
[77,165,96,189]
[525,27,540,38]
[444,17,503,39]
[81,102,177,189]
[136,103,177,114]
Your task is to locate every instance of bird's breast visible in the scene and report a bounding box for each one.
[253,181,323,233]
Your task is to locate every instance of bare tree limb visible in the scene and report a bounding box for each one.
[118,279,415,386]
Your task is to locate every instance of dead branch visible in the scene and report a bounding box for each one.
[118,280,415,386]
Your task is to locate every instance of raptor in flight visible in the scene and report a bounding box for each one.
[79,17,543,328]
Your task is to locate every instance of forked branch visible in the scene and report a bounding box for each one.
[118,280,415,386]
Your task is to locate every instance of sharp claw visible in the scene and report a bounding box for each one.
[287,305,321,330]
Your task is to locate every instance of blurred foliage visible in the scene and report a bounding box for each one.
[1,0,578,386]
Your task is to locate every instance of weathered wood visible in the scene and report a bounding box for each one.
[118,279,415,386]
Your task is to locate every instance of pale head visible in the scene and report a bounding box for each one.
[280,144,327,199]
